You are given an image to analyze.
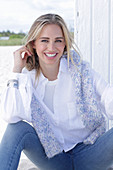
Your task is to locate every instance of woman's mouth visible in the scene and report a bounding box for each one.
[44,53,58,59]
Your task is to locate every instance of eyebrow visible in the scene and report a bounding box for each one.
[39,37,64,39]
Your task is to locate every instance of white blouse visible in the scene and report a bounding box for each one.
[1,58,113,152]
[43,79,58,113]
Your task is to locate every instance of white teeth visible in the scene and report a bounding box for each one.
[45,53,57,57]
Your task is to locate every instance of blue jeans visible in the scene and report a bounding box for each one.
[0,121,113,170]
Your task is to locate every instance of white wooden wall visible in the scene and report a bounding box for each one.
[74,0,113,127]
[74,0,113,84]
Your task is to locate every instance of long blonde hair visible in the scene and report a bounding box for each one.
[25,13,80,78]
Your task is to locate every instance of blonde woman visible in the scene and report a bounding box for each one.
[0,14,113,170]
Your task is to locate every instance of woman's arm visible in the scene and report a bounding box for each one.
[0,71,33,123]
[92,69,113,120]
[0,46,33,123]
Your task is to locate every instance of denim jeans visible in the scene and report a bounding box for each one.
[0,121,113,170]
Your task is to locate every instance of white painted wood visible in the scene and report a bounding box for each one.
[74,0,113,127]
[74,0,113,83]
[92,0,109,82]
[110,0,113,85]
[74,0,92,63]
[109,0,113,127]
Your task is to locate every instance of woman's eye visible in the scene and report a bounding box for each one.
[55,40,62,43]
[41,40,48,42]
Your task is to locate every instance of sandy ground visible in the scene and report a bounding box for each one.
[18,157,39,170]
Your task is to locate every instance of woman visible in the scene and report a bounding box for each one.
[0,13,113,170]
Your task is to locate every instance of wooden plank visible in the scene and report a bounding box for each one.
[74,0,92,63]
[109,0,113,128]
[110,0,113,85]
[91,0,110,82]
[74,0,111,82]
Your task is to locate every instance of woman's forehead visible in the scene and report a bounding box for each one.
[39,24,64,37]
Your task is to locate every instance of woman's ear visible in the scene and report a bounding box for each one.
[32,41,36,49]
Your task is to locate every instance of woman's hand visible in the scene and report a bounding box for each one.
[13,46,32,73]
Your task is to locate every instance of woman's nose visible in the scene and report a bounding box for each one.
[47,42,56,51]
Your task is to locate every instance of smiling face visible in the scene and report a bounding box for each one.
[33,24,66,69]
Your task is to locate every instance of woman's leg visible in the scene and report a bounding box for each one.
[70,128,113,170]
[0,121,73,170]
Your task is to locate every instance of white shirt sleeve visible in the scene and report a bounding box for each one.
[92,69,113,120]
[0,69,34,123]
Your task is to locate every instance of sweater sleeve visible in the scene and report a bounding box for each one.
[0,69,35,123]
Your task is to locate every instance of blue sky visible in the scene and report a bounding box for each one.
[0,0,74,33]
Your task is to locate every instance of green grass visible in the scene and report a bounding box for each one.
[0,38,25,46]
[0,32,74,46]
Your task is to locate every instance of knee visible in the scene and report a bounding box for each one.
[2,121,36,142]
